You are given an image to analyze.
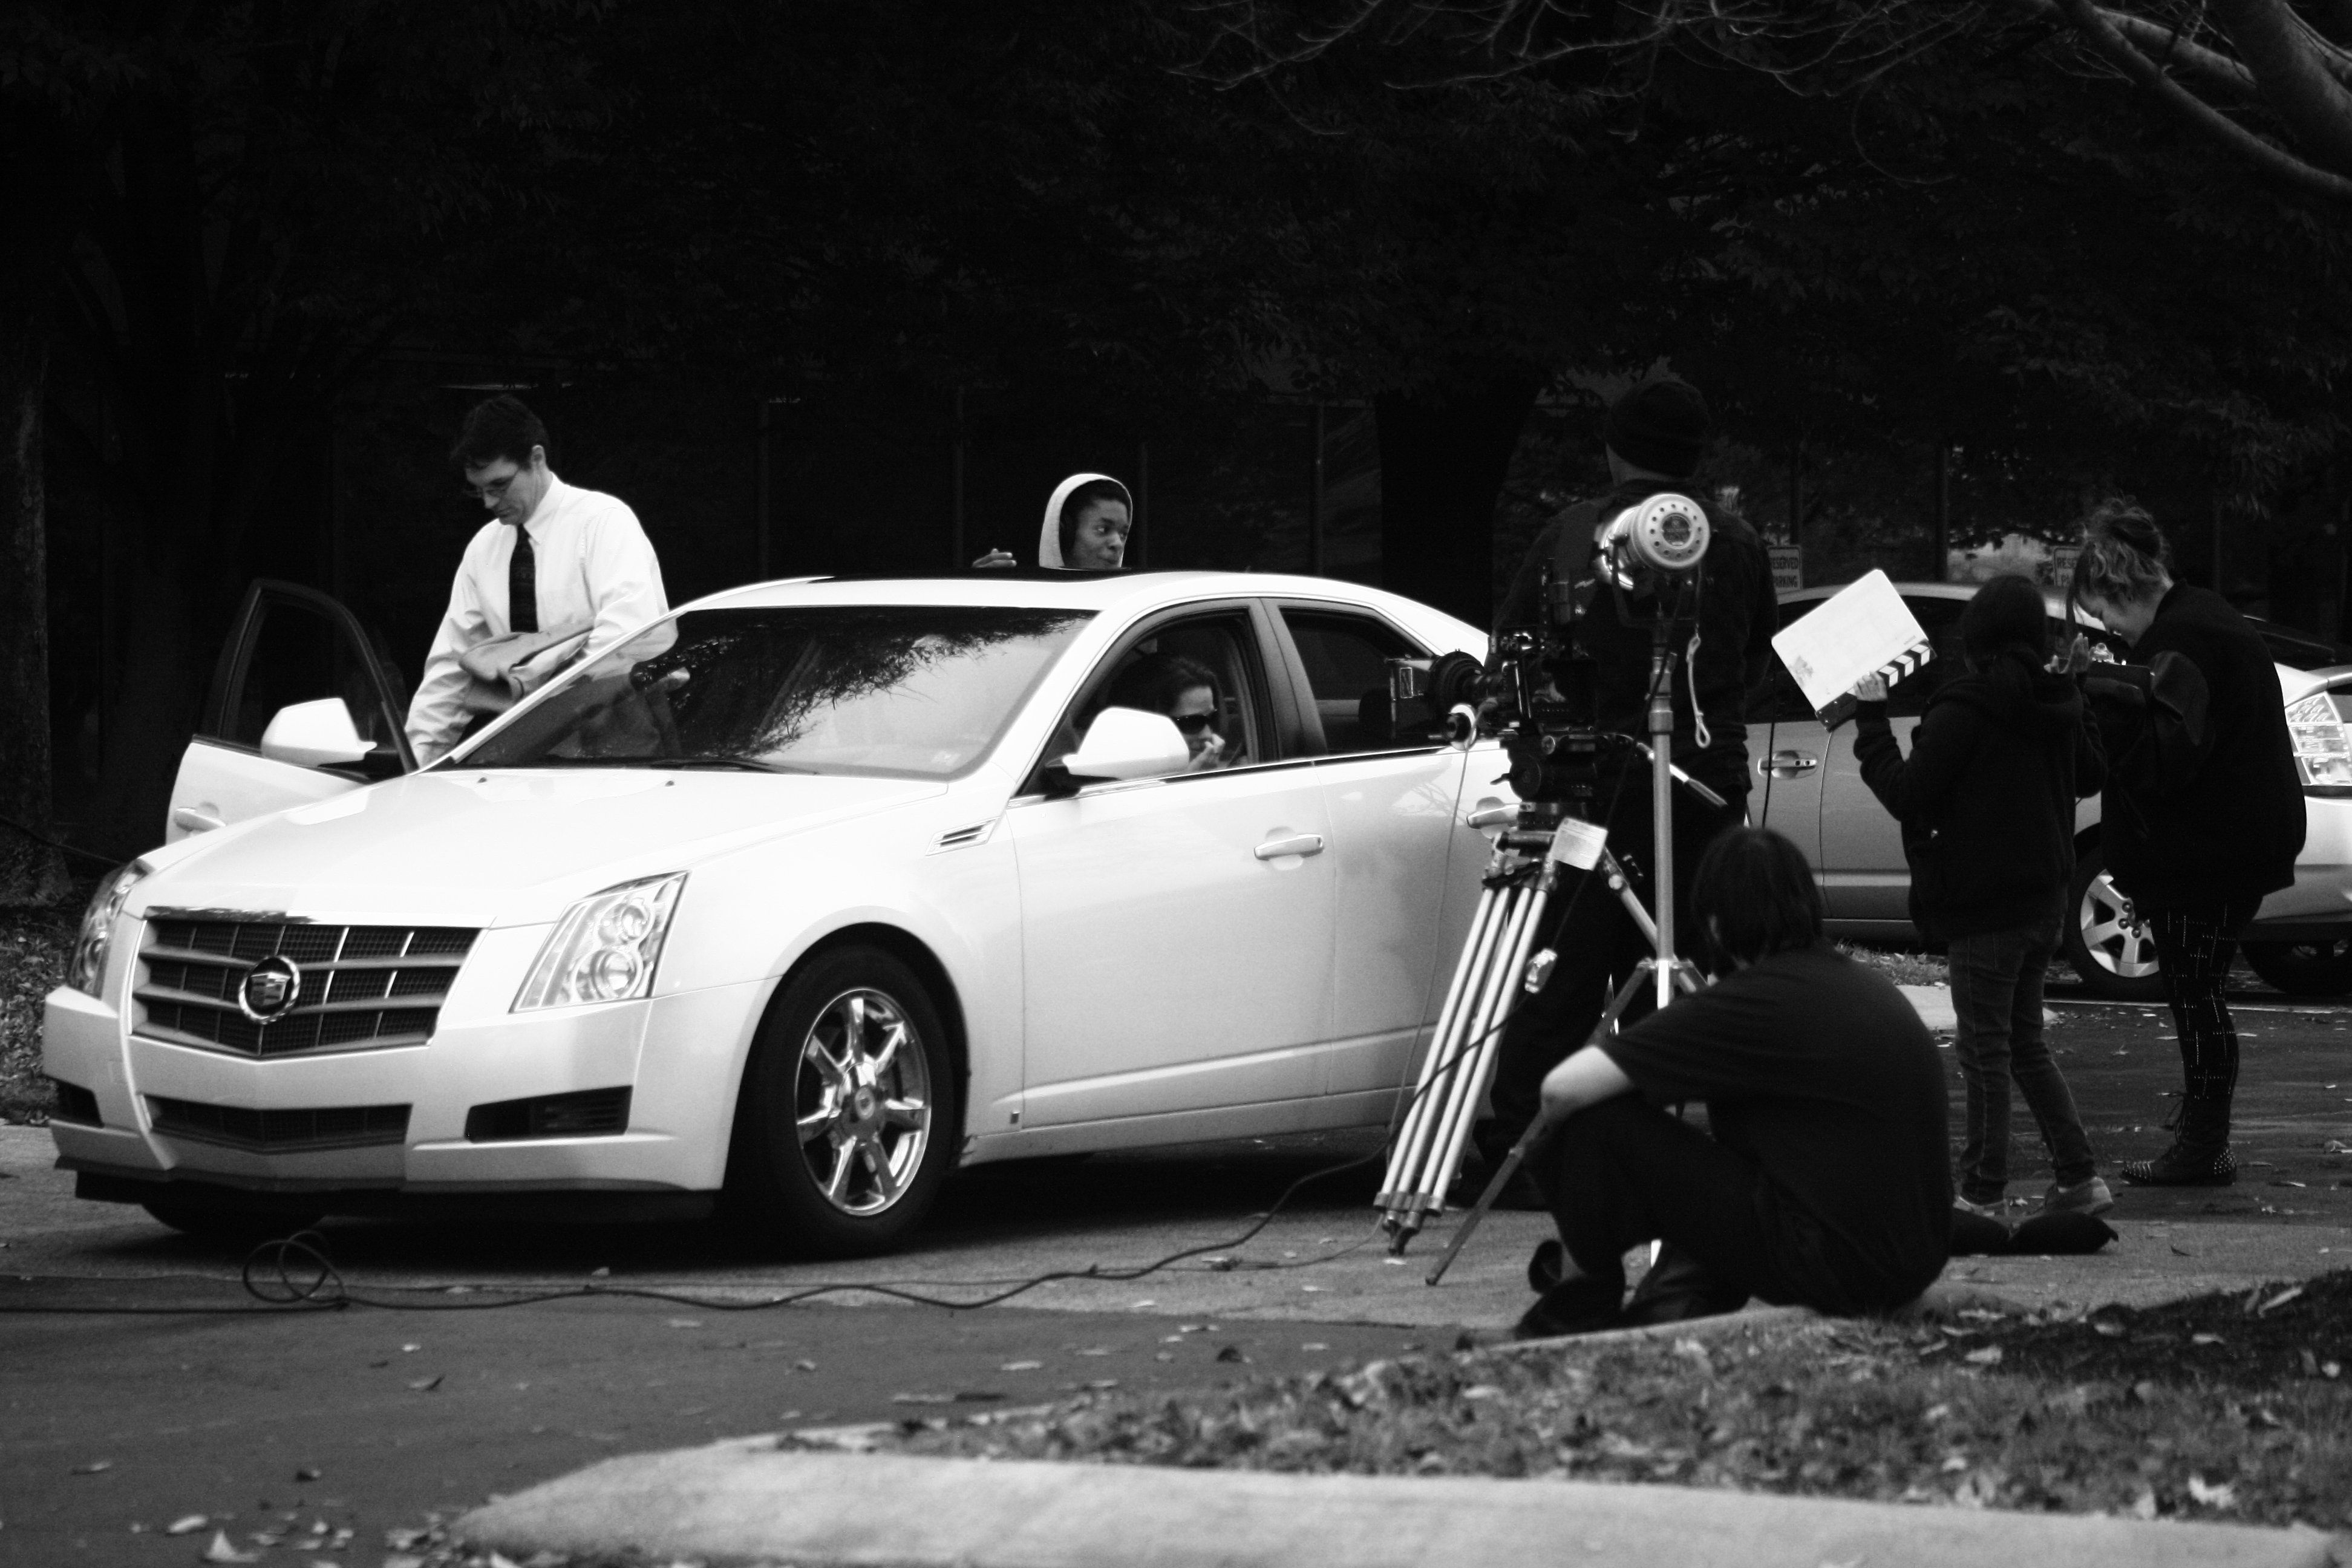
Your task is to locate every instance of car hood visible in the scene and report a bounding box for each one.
[134,768,947,926]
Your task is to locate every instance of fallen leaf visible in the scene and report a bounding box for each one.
[1963,1346,2004,1365]
[2130,1487,2158,1520]
[665,1319,702,1329]
[2191,1333,2224,1345]
[1083,1379,1119,1390]
[2091,1319,2125,1337]
[1301,1342,1329,1351]
[793,1360,817,1372]
[70,1459,112,1475]
[400,1343,420,1353]
[2325,1362,2342,1379]
[383,1557,426,1568]
[293,1467,321,1482]
[166,1515,208,1536]
[890,1393,955,1405]
[999,1361,1042,1372]
[406,1375,443,1392]
[1076,1347,1111,1356]
[2301,1348,2322,1375]
[201,1529,260,1563]
[2259,1285,2305,1314]
[1215,1345,1249,1364]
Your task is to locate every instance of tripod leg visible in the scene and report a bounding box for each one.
[1424,961,1655,1287]
[1379,884,1510,1221]
[1420,883,1549,1220]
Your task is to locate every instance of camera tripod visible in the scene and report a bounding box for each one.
[1375,616,1721,1284]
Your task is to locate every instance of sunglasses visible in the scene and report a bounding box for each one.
[1173,711,1220,736]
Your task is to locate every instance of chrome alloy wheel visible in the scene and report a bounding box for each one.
[793,988,932,1216]
[2078,870,2161,980]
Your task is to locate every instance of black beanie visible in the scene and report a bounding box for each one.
[1604,377,1710,478]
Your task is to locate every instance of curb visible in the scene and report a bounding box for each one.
[458,1443,2350,1568]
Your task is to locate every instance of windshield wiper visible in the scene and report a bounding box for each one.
[653,754,814,774]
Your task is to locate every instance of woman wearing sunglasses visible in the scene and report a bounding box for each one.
[1106,652,1238,773]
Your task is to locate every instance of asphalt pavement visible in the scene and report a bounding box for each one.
[3,987,2349,1565]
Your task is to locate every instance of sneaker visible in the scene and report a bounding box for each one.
[1953,1194,2007,1219]
[2040,1176,2115,1217]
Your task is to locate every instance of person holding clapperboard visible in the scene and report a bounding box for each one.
[1846,575,2112,1223]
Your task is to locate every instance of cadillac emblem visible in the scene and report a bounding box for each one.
[238,955,304,1024]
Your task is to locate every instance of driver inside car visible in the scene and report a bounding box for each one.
[1106,652,1240,773]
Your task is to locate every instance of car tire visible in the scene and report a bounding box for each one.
[2240,937,2352,998]
[724,944,958,1258]
[142,1203,321,1245]
[2062,844,2168,1001]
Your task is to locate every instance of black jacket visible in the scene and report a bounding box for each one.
[1853,655,2106,942]
[2085,584,2304,910]
[1498,485,1777,803]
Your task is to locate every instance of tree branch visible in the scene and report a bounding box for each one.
[2048,0,2352,197]
[2002,0,2259,95]
[2208,0,2352,171]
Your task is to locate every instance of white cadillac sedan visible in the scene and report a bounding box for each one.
[44,572,1506,1254]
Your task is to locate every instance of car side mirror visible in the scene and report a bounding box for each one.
[1047,706,1189,792]
[260,697,373,768]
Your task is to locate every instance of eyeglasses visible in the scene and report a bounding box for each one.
[464,471,521,503]
[1173,711,1220,736]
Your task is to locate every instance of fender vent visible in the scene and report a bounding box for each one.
[930,820,996,853]
[50,1079,102,1127]
[465,1087,632,1143]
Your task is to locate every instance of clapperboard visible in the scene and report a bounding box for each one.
[1771,569,1933,726]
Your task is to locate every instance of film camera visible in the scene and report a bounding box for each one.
[1373,492,1713,812]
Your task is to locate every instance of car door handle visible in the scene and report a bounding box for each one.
[1465,804,1517,831]
[172,807,225,834]
[1758,751,1819,777]
[1254,834,1326,860]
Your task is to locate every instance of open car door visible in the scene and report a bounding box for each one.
[163,580,414,844]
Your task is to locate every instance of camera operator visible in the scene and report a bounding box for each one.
[1518,828,1951,1338]
[1483,376,1776,1186]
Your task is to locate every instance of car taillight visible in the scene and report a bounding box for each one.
[2287,691,2352,786]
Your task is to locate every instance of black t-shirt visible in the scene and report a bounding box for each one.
[1600,946,1950,1310]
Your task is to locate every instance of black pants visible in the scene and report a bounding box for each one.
[1488,783,1745,1150]
[2145,898,2257,1103]
[1539,1097,1789,1307]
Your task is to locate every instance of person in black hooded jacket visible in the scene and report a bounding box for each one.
[1851,574,2111,1219]
[2068,501,2305,1187]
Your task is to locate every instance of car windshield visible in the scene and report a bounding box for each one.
[462,605,1094,778]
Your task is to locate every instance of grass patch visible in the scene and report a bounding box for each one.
[863,1273,2352,1532]
[1,884,84,1124]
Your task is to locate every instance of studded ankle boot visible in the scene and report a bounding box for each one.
[2120,1096,2236,1186]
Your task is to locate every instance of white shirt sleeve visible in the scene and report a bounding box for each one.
[405,530,497,765]
[577,497,668,653]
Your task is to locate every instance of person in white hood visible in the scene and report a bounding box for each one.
[973,472,1134,570]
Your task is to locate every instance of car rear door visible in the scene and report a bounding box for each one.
[1007,601,1338,1128]
[165,580,414,843]
[1749,599,1826,874]
[1267,601,1474,1104]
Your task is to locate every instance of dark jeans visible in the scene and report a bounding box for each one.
[2145,898,2258,1103]
[1947,903,2094,1201]
[1488,786,1746,1149]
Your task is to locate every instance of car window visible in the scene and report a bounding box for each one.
[464,605,1093,779]
[1055,612,1267,779]
[1279,607,1432,756]
[221,595,402,753]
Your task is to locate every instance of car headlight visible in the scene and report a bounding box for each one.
[68,860,149,998]
[2287,691,2352,788]
[513,873,686,1011]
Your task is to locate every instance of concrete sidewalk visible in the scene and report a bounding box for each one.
[459,1442,2351,1568]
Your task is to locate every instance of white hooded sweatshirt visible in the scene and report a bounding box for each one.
[1037,472,1134,570]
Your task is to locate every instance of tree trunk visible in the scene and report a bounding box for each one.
[1374,377,1541,630]
[88,538,206,858]
[0,305,68,904]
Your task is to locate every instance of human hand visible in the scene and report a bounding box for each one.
[1179,733,1226,773]
[1850,673,1889,704]
[2050,634,2092,675]
[971,547,1017,569]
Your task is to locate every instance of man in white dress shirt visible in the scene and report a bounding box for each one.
[405,396,668,764]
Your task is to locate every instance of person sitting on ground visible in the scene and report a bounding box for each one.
[1103,652,1237,773]
[972,472,1134,570]
[1518,826,1951,1339]
[1850,573,2112,1223]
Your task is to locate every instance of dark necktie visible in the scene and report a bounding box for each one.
[508,525,538,633]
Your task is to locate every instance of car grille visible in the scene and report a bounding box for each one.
[147,1095,411,1152]
[134,916,477,1057]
